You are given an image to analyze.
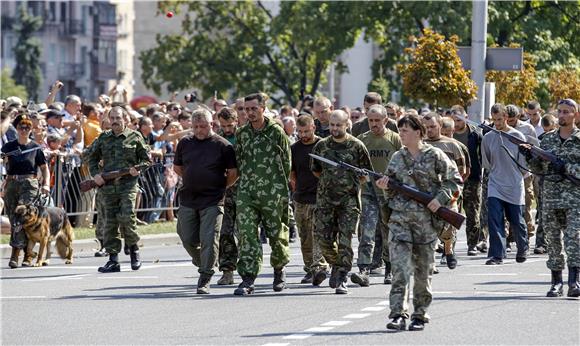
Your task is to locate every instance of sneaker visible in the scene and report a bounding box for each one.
[476,241,488,253]
[234,277,255,296]
[467,246,478,256]
[485,258,503,265]
[335,280,348,294]
[350,269,370,287]
[408,319,425,331]
[197,274,212,294]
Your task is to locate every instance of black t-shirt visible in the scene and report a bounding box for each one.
[1,140,46,175]
[291,138,320,204]
[174,134,236,209]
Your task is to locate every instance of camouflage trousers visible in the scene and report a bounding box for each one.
[314,203,360,275]
[94,190,106,244]
[236,193,290,277]
[523,176,536,238]
[479,172,489,242]
[219,188,238,272]
[4,178,39,249]
[463,179,483,247]
[294,201,328,273]
[388,210,437,322]
[357,194,385,269]
[543,207,580,270]
[533,177,546,248]
[102,186,140,254]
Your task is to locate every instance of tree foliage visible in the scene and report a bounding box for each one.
[399,29,477,107]
[141,1,365,105]
[12,4,42,101]
[548,67,580,106]
[367,65,390,103]
[1,68,29,100]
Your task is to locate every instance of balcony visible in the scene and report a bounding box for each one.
[58,20,85,37]
[58,63,85,80]
[95,63,116,80]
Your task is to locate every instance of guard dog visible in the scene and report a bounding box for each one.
[13,204,74,266]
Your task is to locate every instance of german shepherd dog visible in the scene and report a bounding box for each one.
[13,205,74,266]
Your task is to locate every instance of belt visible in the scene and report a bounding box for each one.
[6,174,37,181]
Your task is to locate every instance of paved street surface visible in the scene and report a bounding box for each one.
[1,232,579,345]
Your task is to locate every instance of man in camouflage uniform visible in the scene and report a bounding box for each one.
[216,107,239,285]
[87,106,150,273]
[423,112,466,269]
[311,110,373,294]
[377,115,462,331]
[353,104,401,287]
[233,93,292,295]
[521,98,580,298]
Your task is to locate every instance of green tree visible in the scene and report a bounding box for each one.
[0,68,29,100]
[367,65,390,102]
[12,4,43,101]
[399,29,477,107]
[141,1,365,106]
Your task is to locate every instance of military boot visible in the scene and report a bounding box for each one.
[312,268,328,286]
[335,271,348,294]
[98,254,120,273]
[300,271,313,284]
[350,267,370,287]
[446,253,458,269]
[546,270,563,297]
[329,266,339,288]
[8,248,20,269]
[289,225,297,243]
[273,267,287,292]
[197,273,212,294]
[129,244,141,270]
[384,262,393,285]
[567,267,580,298]
[217,270,234,285]
[234,276,255,296]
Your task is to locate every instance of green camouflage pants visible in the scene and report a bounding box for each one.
[463,179,482,247]
[102,186,140,254]
[357,194,381,269]
[236,194,290,277]
[543,207,580,270]
[314,204,360,275]
[294,201,328,273]
[94,190,105,243]
[219,187,238,271]
[4,178,39,249]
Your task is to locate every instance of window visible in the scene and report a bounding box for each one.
[98,40,116,65]
[49,2,56,22]
[60,2,66,22]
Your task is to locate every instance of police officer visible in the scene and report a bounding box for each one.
[2,114,50,268]
[87,106,150,273]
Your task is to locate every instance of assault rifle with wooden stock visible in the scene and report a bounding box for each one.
[80,163,149,192]
[468,119,580,186]
[309,154,466,229]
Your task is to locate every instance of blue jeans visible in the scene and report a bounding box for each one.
[487,197,528,259]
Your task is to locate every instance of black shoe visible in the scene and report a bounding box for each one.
[273,268,287,292]
[129,244,141,270]
[516,255,527,263]
[94,248,108,257]
[329,266,339,288]
[300,272,313,284]
[435,243,444,253]
[485,258,503,265]
[197,274,212,294]
[386,316,406,330]
[351,268,370,287]
[534,246,546,254]
[289,225,297,243]
[446,254,457,269]
[312,269,328,286]
[547,270,564,297]
[98,254,120,273]
[476,241,488,253]
[384,271,393,285]
[408,319,425,331]
[433,267,440,274]
[234,276,255,296]
[567,267,580,298]
[124,243,130,255]
[467,246,478,256]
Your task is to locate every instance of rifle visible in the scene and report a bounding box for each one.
[468,119,580,186]
[1,146,43,158]
[309,153,466,229]
[80,163,149,192]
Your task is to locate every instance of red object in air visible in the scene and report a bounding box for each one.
[166,11,174,18]
[130,95,158,110]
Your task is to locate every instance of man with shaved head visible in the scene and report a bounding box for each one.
[311,110,372,294]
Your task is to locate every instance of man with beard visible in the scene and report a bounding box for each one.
[311,110,372,294]
[290,115,329,285]
[87,106,150,273]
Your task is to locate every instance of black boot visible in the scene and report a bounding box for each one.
[129,244,141,270]
[408,319,426,331]
[123,242,130,255]
[289,225,297,243]
[273,267,287,292]
[197,273,212,294]
[98,254,120,273]
[312,268,328,286]
[335,271,348,294]
[567,267,580,298]
[384,262,393,285]
[386,316,406,331]
[350,267,370,287]
[546,270,564,297]
[234,276,256,296]
[8,247,20,269]
[329,266,339,288]
[300,271,313,284]
[446,253,458,269]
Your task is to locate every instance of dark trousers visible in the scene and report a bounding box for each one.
[487,197,528,259]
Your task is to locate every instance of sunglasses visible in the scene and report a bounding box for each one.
[558,99,578,111]
[18,126,31,131]
[170,107,181,111]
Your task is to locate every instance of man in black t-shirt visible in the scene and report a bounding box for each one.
[173,109,238,294]
[290,115,329,285]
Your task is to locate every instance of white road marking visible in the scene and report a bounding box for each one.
[26,274,91,282]
[473,290,540,296]
[282,334,314,340]
[361,306,386,312]
[304,326,335,332]
[463,273,518,276]
[376,300,389,306]
[97,276,158,279]
[0,296,47,299]
[262,344,290,346]
[321,320,351,327]
[342,313,371,319]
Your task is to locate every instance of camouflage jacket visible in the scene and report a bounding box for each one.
[235,117,291,197]
[311,134,372,208]
[87,128,150,192]
[385,144,463,212]
[526,128,580,209]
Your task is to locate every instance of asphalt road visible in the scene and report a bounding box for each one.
[1,232,579,345]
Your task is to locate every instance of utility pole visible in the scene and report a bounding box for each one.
[468,0,488,124]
